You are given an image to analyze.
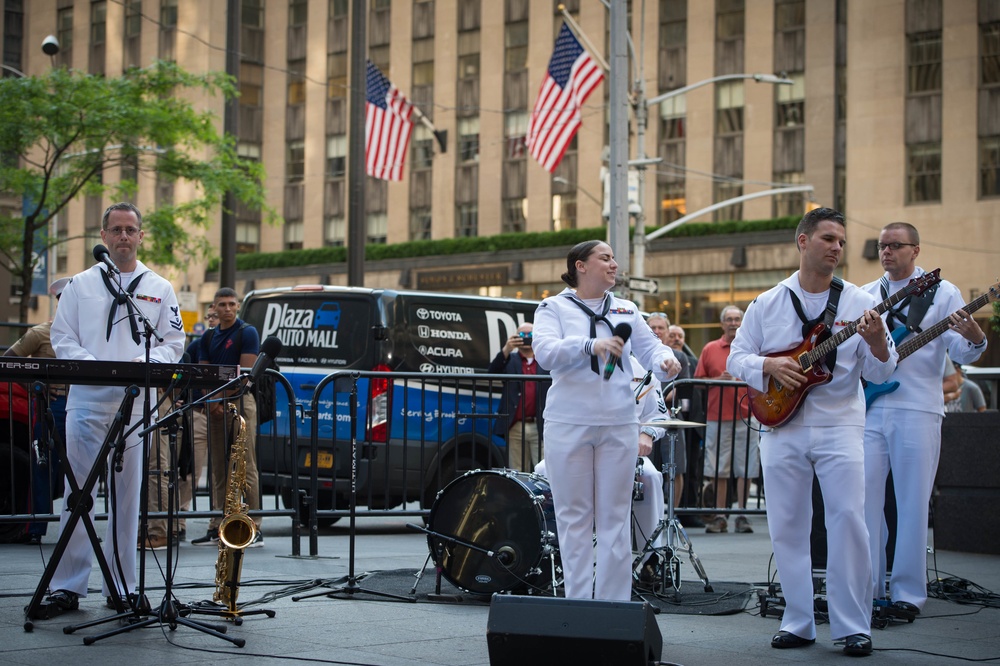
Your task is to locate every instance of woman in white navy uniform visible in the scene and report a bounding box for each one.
[532,240,679,601]
[44,203,185,610]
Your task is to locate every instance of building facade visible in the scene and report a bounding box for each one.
[4,0,999,355]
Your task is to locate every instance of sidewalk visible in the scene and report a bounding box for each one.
[2,515,998,665]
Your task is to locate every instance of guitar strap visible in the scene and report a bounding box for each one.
[880,276,938,335]
[787,277,843,371]
[567,293,621,376]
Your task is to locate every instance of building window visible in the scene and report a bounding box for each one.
[908,31,942,93]
[906,143,942,203]
[243,0,264,28]
[505,20,528,72]
[772,173,807,218]
[410,210,432,240]
[367,212,387,244]
[288,59,306,105]
[658,95,686,225]
[57,7,73,55]
[715,81,744,134]
[328,53,347,99]
[238,142,261,161]
[776,73,805,127]
[505,110,529,158]
[290,0,308,25]
[552,194,577,231]
[326,135,346,177]
[91,1,107,45]
[458,117,480,162]
[236,220,260,254]
[284,220,304,250]
[456,203,478,237]
[502,197,527,234]
[287,140,305,182]
[411,125,434,169]
[325,215,345,246]
[161,0,178,27]
[714,182,743,222]
[979,20,1000,198]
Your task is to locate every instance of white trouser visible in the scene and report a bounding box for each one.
[631,458,665,562]
[864,406,941,610]
[542,421,637,601]
[760,422,872,641]
[50,407,145,598]
[534,456,665,566]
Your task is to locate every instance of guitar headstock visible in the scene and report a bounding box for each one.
[989,280,1000,302]
[906,268,941,297]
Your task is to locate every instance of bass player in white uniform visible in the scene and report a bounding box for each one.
[861,222,986,617]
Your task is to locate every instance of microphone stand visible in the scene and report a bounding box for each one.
[292,379,413,604]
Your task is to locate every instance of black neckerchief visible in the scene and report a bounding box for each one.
[101,269,145,345]
[787,276,843,372]
[566,292,621,375]
[879,274,938,335]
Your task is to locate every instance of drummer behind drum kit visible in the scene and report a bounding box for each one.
[416,417,713,600]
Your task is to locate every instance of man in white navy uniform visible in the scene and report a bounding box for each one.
[861,222,986,618]
[727,208,897,657]
[41,202,185,614]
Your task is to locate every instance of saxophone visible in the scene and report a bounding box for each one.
[213,402,257,614]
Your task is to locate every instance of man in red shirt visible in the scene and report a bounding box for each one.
[694,305,758,534]
[488,323,549,471]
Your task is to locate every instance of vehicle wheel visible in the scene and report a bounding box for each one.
[0,442,31,543]
[280,488,341,527]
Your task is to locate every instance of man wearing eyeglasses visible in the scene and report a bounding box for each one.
[861,223,986,618]
[41,202,185,615]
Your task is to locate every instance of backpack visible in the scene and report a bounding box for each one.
[201,323,279,425]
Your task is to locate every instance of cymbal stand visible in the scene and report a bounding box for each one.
[633,425,713,596]
[292,380,413,604]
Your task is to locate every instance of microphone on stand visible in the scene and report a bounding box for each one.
[92,244,120,274]
[602,323,632,380]
[247,336,283,384]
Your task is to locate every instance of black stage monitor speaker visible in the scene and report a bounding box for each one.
[486,594,662,666]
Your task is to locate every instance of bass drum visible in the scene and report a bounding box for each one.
[427,469,558,595]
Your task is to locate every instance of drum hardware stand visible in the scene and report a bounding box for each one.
[293,379,414,604]
[405,524,467,602]
[633,419,713,598]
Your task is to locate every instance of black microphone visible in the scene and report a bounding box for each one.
[248,336,282,383]
[92,244,120,274]
[603,323,632,380]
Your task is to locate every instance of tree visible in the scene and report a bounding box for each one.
[0,61,274,323]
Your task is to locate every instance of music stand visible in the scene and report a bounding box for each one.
[292,378,413,604]
[633,419,713,597]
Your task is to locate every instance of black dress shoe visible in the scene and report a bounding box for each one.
[771,630,815,649]
[842,633,873,656]
[890,600,920,615]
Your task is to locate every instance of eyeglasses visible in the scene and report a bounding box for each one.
[205,313,219,321]
[105,226,142,237]
[723,317,742,323]
[876,242,917,252]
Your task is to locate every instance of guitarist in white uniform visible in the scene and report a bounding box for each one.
[727,208,896,656]
[861,222,986,618]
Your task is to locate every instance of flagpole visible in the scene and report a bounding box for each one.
[410,104,447,154]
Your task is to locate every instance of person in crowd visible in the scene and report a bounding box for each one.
[944,362,987,413]
[664,322,706,527]
[192,288,264,548]
[488,322,549,471]
[862,222,986,617]
[40,202,185,614]
[645,312,689,511]
[727,207,896,656]
[532,240,679,601]
[4,277,71,544]
[695,305,758,534]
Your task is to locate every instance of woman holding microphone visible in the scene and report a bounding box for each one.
[532,240,680,600]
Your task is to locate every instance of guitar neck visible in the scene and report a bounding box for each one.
[896,291,993,361]
[804,281,925,368]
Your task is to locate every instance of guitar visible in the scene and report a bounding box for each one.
[747,269,941,428]
[864,281,1000,409]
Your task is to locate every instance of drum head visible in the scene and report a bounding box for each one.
[428,470,552,595]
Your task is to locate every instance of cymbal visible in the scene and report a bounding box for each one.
[639,419,705,429]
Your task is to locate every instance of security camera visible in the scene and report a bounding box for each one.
[41,35,60,56]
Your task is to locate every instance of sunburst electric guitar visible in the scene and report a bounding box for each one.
[747,269,941,428]
[863,280,1000,409]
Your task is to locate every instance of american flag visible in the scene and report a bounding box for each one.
[366,61,415,181]
[526,23,604,173]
